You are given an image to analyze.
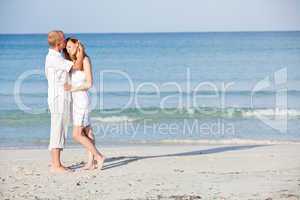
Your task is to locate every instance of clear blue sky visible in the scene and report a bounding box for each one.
[1,0,300,34]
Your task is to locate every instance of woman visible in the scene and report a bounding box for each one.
[63,37,105,170]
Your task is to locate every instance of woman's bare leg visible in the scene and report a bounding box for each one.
[73,126,105,169]
[82,126,96,170]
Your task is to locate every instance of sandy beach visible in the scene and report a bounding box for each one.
[0,144,299,200]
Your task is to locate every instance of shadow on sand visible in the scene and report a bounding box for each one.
[68,144,267,171]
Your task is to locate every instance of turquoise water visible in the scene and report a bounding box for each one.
[0,32,300,148]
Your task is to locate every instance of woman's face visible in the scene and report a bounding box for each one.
[66,40,77,56]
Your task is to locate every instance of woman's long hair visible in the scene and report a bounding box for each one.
[63,37,87,68]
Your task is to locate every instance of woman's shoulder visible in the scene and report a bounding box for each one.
[83,56,92,70]
[83,56,91,65]
[83,55,91,61]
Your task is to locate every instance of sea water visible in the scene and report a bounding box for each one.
[0,32,300,148]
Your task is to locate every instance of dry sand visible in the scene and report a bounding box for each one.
[0,144,299,200]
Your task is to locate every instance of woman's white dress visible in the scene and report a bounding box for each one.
[71,70,90,127]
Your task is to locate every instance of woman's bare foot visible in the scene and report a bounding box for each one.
[82,160,96,170]
[95,155,105,170]
[82,152,96,170]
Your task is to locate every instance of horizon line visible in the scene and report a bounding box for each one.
[0,29,300,35]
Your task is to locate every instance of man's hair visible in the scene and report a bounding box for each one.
[47,30,64,47]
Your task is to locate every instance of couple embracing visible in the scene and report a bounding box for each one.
[45,30,105,172]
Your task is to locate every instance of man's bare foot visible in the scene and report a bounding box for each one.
[95,155,105,170]
[50,165,70,173]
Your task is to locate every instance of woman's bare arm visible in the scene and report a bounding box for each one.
[83,56,93,88]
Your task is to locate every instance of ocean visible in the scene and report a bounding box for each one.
[0,31,300,148]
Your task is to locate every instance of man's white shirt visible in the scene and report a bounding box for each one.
[45,48,73,114]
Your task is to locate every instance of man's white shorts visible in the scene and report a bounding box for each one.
[48,113,69,150]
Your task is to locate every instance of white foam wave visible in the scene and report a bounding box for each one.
[157,139,300,145]
[242,108,300,118]
[91,116,138,123]
[89,108,300,124]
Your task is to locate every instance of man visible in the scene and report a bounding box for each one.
[45,30,84,172]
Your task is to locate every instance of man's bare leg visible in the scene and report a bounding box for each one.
[50,148,68,172]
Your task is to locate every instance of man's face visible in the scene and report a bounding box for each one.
[57,32,66,50]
